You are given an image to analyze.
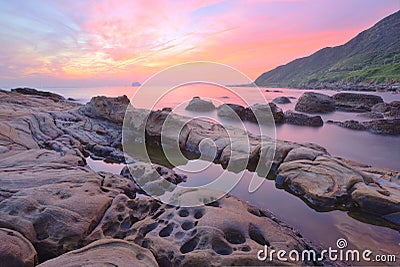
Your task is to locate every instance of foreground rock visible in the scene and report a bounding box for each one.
[295,92,335,113]
[332,92,383,112]
[85,194,328,266]
[0,228,38,266]
[327,119,400,135]
[185,96,216,112]
[38,239,158,267]
[284,110,323,127]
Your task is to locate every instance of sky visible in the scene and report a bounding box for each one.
[0,0,399,88]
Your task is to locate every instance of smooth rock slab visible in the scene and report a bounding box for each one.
[0,228,38,267]
[38,239,158,267]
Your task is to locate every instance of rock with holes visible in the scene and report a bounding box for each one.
[88,194,330,266]
[0,228,38,267]
[0,149,136,262]
[38,239,158,267]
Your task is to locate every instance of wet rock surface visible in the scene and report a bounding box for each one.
[327,119,400,135]
[11,88,65,102]
[284,110,323,127]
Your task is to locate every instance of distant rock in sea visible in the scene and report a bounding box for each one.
[131,82,141,87]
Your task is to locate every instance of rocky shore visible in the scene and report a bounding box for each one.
[0,89,399,266]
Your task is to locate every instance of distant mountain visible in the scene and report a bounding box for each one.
[255,10,400,89]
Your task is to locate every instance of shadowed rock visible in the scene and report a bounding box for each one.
[284,110,323,127]
[327,119,400,135]
[332,92,383,112]
[295,92,335,114]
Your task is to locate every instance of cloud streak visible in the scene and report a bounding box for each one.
[0,0,398,87]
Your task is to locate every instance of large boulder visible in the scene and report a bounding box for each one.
[284,110,323,127]
[81,95,130,123]
[277,155,400,216]
[185,97,215,112]
[332,92,383,112]
[295,92,335,113]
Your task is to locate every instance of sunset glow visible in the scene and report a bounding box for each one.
[0,0,398,87]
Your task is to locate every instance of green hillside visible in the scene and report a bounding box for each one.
[255,10,400,88]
